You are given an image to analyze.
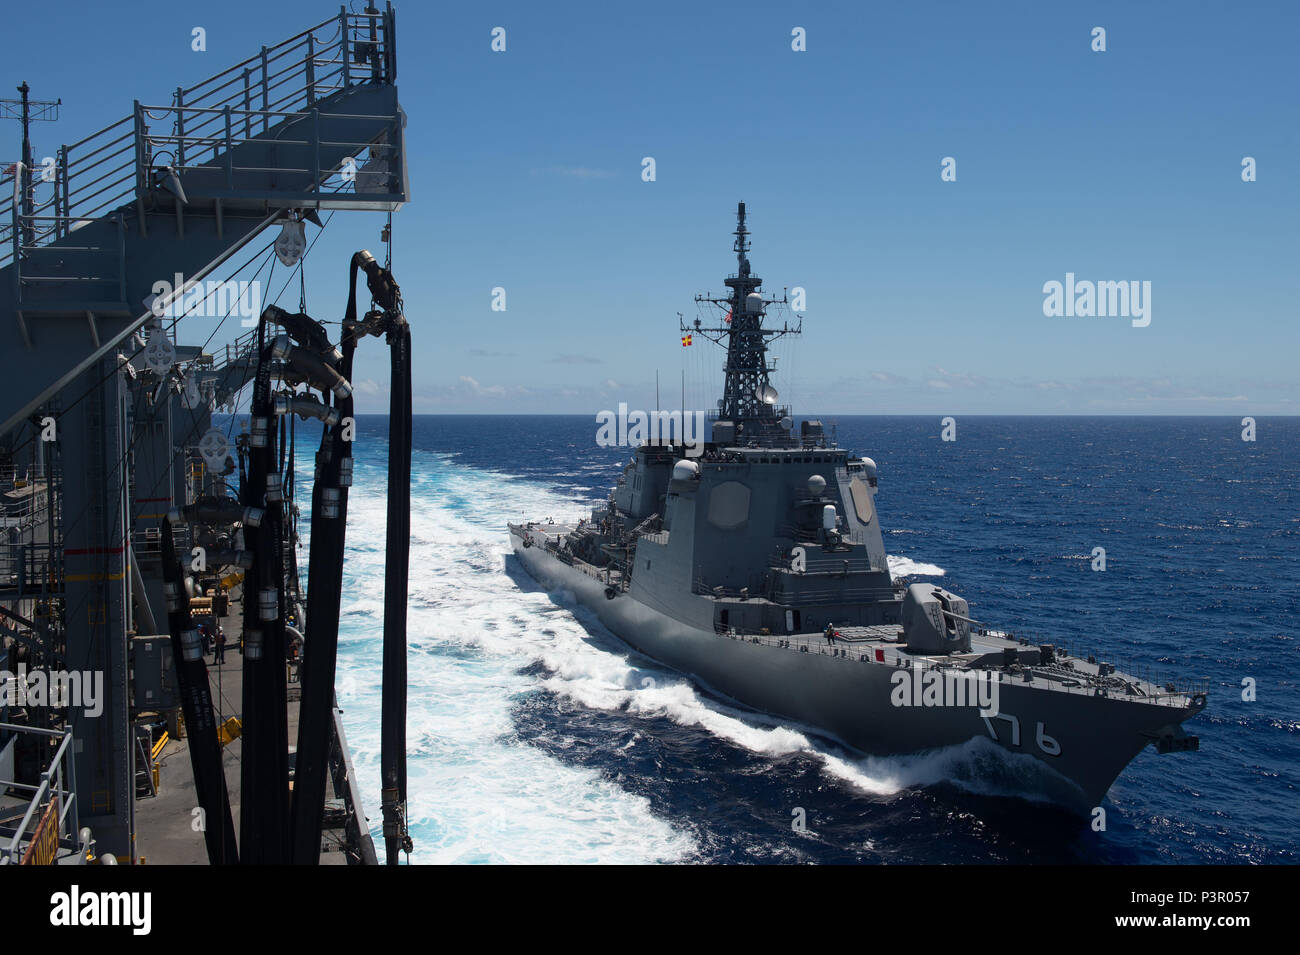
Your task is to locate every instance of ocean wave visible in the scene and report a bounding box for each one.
[323,448,693,864]
[887,555,945,577]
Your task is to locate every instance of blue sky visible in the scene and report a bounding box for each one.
[10,0,1297,413]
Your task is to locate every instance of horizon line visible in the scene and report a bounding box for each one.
[249,411,1300,418]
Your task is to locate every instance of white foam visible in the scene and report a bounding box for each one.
[321,451,692,864]
[888,555,945,577]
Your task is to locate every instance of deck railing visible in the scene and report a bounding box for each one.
[0,723,81,865]
[1,4,396,271]
[711,628,1207,707]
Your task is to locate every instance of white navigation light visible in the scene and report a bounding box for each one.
[275,219,307,267]
[198,428,230,472]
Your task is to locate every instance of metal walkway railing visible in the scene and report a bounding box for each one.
[1,4,397,272]
[0,723,82,864]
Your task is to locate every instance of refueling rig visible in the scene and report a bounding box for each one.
[1,6,414,865]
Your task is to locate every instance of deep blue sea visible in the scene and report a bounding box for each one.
[317,414,1298,864]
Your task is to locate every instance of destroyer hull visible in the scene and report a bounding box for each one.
[511,530,1195,812]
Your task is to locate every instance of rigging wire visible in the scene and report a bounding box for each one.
[56,209,341,649]
[2,239,278,479]
[55,246,280,669]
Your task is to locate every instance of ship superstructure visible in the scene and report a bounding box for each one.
[510,203,1206,812]
[1,6,412,865]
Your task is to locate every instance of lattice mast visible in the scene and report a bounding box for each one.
[685,202,800,447]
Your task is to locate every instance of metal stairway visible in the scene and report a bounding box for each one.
[0,5,409,435]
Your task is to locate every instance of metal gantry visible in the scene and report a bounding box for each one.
[0,4,408,862]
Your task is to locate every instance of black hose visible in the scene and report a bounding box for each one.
[381,313,412,864]
[239,337,291,863]
[289,318,357,864]
[160,524,239,864]
[261,304,340,364]
[285,251,412,865]
[271,336,352,399]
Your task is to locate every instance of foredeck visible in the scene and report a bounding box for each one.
[513,520,1206,711]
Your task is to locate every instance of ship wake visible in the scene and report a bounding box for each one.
[316,450,696,863]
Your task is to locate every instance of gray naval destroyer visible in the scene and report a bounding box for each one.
[511,203,1206,812]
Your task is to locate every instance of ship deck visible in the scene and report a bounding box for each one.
[512,520,1205,710]
[133,584,370,864]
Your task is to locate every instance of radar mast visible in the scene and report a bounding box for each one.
[686,202,801,447]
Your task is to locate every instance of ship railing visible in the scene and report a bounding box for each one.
[0,462,60,486]
[696,573,889,605]
[0,723,82,865]
[968,628,1204,699]
[991,631,1215,705]
[0,465,62,539]
[770,554,881,575]
[693,576,768,600]
[709,628,1206,707]
[1,483,49,523]
[9,210,128,302]
[133,102,400,203]
[0,542,62,595]
[701,410,791,426]
[131,526,164,559]
[0,5,396,269]
[0,183,64,249]
[327,700,379,864]
[774,522,871,550]
[719,627,899,665]
[771,585,896,605]
[219,327,261,369]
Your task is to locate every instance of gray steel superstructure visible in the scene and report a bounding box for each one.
[1,7,409,864]
[510,203,1206,812]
